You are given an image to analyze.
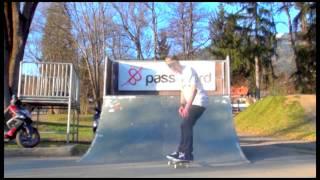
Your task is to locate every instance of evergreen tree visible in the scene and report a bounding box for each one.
[41,2,78,114]
[238,2,277,97]
[209,4,253,86]
[291,2,316,93]
[277,2,316,93]
[41,2,78,63]
[209,3,277,95]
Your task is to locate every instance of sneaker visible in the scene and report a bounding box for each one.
[166,151,180,160]
[176,152,193,161]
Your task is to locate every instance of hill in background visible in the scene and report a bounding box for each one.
[234,95,316,141]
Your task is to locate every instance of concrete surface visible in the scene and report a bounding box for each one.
[4,141,316,178]
[4,136,315,157]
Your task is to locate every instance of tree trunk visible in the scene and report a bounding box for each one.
[151,3,158,61]
[255,56,260,99]
[253,3,260,99]
[188,2,193,59]
[4,14,10,108]
[4,2,38,108]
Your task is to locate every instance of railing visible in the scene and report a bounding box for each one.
[18,62,79,104]
[17,61,80,143]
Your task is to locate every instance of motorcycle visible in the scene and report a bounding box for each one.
[4,108,40,148]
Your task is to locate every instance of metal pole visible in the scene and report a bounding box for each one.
[24,74,30,96]
[17,61,23,97]
[36,64,40,96]
[76,110,79,142]
[103,57,108,96]
[60,65,64,96]
[28,73,31,95]
[66,64,73,143]
[57,64,61,96]
[226,55,231,97]
[23,71,27,96]
[44,64,48,96]
[40,64,44,96]
[222,62,225,95]
[64,65,68,97]
[52,64,56,96]
[48,64,52,96]
[32,69,35,96]
[76,78,79,104]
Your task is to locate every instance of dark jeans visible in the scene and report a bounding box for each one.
[177,105,205,156]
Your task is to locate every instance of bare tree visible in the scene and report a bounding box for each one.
[111,2,149,60]
[278,2,296,48]
[157,30,171,60]
[145,2,159,60]
[42,2,78,63]
[66,2,110,109]
[4,2,38,107]
[167,2,208,59]
[106,21,136,60]
[23,3,48,62]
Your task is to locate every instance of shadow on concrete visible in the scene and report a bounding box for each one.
[240,139,315,163]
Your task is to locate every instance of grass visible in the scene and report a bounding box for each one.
[36,114,95,142]
[5,113,95,145]
[5,113,94,149]
[234,96,316,141]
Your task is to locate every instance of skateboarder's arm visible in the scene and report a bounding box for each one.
[180,85,197,107]
[180,92,186,107]
[184,84,197,109]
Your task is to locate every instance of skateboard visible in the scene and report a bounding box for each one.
[167,158,191,169]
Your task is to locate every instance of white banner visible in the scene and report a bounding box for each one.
[118,61,215,91]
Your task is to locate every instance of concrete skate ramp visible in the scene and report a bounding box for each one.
[80,96,249,165]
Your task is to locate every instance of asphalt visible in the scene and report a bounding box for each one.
[4,136,316,157]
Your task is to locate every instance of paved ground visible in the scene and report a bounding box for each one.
[4,136,316,178]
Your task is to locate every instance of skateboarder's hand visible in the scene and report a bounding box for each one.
[181,108,189,119]
[178,106,184,118]
[181,103,191,119]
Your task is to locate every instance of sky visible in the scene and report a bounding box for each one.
[23,2,299,66]
[200,2,299,34]
[154,2,298,33]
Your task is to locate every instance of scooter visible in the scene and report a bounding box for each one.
[4,108,40,148]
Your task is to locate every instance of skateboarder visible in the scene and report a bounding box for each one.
[165,56,208,162]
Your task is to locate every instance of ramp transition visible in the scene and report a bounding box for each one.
[80,96,249,165]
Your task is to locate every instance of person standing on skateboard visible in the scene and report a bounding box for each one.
[165,56,208,161]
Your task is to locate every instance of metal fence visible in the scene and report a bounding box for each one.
[17,61,80,143]
[18,62,79,103]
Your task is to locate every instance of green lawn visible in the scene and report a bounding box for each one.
[32,114,95,142]
[234,96,316,141]
[5,114,94,149]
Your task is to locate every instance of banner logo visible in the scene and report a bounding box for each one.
[121,66,143,87]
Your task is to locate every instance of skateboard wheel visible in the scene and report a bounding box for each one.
[174,164,177,169]
[168,161,172,166]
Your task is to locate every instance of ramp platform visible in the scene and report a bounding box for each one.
[80,95,249,165]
